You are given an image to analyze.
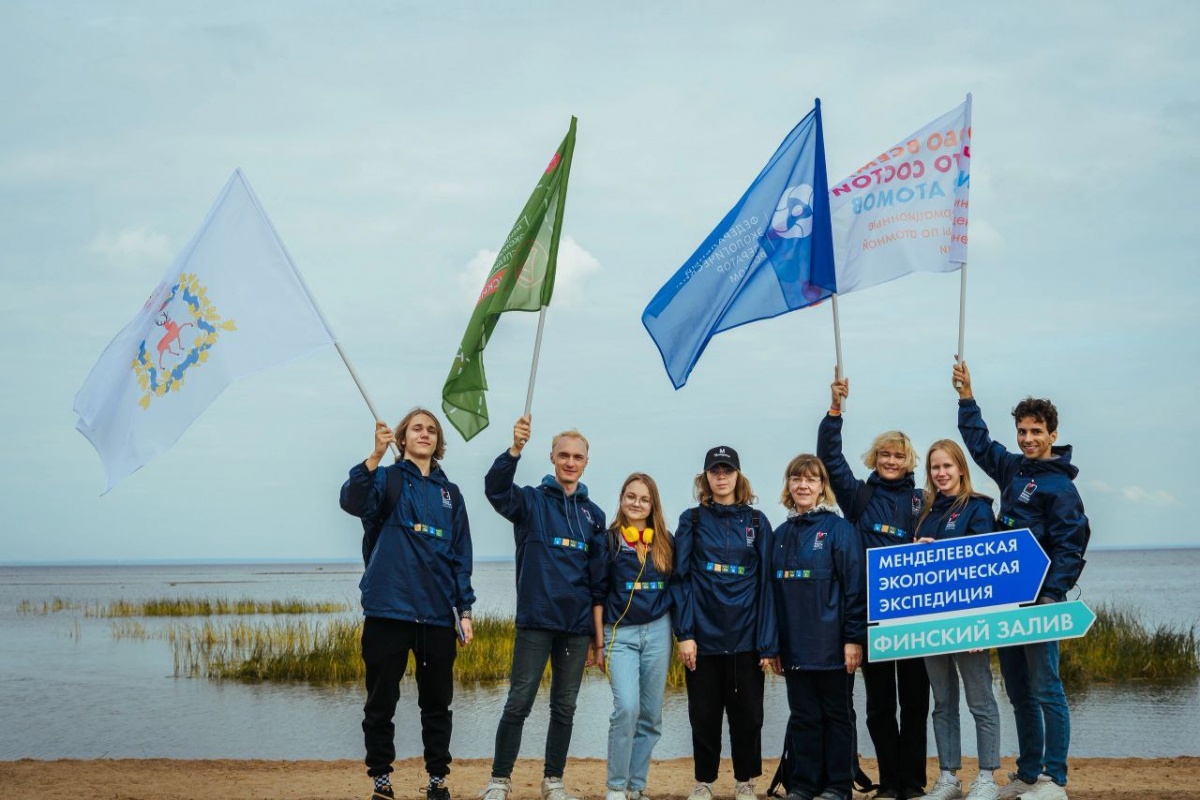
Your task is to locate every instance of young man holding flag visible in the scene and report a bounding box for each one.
[480,415,606,800]
[952,362,1089,800]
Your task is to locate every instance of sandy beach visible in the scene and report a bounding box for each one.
[3,756,1198,800]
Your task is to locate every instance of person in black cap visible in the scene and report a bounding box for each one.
[671,445,773,800]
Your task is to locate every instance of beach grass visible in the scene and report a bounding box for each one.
[20,595,349,617]
[1060,602,1199,684]
[94,597,350,617]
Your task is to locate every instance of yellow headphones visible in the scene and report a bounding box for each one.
[620,526,654,546]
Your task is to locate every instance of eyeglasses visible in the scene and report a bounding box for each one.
[707,465,735,476]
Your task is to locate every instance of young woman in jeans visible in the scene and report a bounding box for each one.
[914,440,1001,800]
[592,473,675,800]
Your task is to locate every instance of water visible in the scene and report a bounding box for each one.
[1,551,1197,761]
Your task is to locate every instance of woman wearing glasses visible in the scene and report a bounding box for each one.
[592,473,676,800]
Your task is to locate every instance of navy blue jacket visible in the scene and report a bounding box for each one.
[914,493,996,541]
[671,502,772,656]
[592,531,674,626]
[758,508,866,669]
[340,459,475,627]
[958,398,1089,602]
[485,450,606,636]
[817,413,922,548]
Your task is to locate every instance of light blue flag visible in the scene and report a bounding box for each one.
[642,101,835,389]
[73,170,336,491]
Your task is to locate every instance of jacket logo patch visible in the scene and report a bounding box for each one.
[705,562,746,575]
[745,525,757,546]
[813,531,827,550]
[872,523,907,538]
[441,488,453,509]
[624,580,665,591]
[1019,480,1037,503]
[911,494,923,516]
[946,512,960,531]
[409,522,446,539]
[552,536,588,552]
[776,569,813,580]
[580,507,594,525]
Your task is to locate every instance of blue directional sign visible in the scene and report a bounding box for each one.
[868,600,1096,661]
[867,528,1050,622]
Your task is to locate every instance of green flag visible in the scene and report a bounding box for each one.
[442,117,577,441]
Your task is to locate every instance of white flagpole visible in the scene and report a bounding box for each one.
[957,264,968,365]
[832,293,846,411]
[524,306,549,417]
[238,170,398,456]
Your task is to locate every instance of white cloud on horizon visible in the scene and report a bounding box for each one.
[1087,480,1176,507]
[88,228,173,271]
[457,236,602,309]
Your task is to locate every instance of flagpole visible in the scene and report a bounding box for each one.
[832,293,846,411]
[524,306,548,417]
[237,170,398,456]
[955,263,968,388]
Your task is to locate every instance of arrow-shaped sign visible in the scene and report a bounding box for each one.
[867,528,1050,623]
[867,600,1096,661]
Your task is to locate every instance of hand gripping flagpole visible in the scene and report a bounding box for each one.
[238,170,399,457]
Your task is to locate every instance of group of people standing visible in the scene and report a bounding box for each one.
[339,362,1089,800]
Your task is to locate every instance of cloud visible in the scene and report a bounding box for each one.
[1087,480,1176,506]
[89,228,172,271]
[456,236,602,309]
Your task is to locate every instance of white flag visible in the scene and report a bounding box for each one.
[830,96,972,294]
[73,170,335,491]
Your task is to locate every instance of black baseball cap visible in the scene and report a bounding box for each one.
[704,445,740,472]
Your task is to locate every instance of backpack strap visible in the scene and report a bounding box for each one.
[849,482,877,522]
[362,465,405,566]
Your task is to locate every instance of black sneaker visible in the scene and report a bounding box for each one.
[427,784,451,800]
[372,787,396,800]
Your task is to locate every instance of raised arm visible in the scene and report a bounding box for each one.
[483,417,534,525]
[954,362,1020,486]
[817,414,866,519]
[339,421,392,518]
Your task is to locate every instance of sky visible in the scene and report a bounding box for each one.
[2,1,1198,564]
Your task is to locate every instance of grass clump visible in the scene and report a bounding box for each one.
[89,596,349,618]
[1060,602,1199,685]
[17,598,80,614]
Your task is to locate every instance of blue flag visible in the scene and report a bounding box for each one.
[642,101,835,389]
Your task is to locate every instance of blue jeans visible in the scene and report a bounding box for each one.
[998,642,1070,786]
[604,615,671,792]
[925,650,1001,772]
[491,627,591,779]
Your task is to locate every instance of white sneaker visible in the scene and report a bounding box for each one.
[607,791,627,800]
[919,776,962,800]
[995,776,1037,800]
[482,778,512,800]
[965,781,999,800]
[541,778,579,800]
[736,781,758,800]
[627,791,651,800]
[1016,776,1066,800]
[688,784,714,800]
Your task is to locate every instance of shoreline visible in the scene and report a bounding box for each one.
[3,756,1200,800]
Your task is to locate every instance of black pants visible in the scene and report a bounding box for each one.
[785,669,855,800]
[362,616,458,778]
[861,654,929,795]
[684,652,765,783]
